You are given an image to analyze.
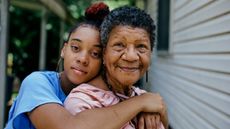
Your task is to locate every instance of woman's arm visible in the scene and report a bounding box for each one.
[29,93,165,129]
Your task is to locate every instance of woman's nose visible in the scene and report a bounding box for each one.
[76,51,89,66]
[122,47,139,62]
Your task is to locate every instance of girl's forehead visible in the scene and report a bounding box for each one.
[68,27,100,45]
[73,25,98,33]
[70,27,99,38]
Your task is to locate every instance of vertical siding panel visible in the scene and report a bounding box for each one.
[175,0,230,32]
[174,13,230,43]
[173,33,230,53]
[174,0,212,22]
[174,0,190,12]
[147,0,230,129]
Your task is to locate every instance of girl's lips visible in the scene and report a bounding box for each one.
[72,67,87,74]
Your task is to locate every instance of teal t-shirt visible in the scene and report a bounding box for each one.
[4,71,66,129]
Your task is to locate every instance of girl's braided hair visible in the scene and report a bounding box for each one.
[66,2,110,42]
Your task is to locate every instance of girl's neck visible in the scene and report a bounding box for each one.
[59,72,76,95]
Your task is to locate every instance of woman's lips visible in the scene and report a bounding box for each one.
[119,66,138,72]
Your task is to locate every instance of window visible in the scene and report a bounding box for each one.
[157,0,170,51]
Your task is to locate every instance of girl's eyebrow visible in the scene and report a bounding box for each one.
[71,38,82,42]
[71,38,102,48]
[94,44,102,48]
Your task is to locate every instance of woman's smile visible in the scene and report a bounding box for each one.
[118,66,139,73]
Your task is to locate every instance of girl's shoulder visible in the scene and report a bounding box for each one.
[26,71,58,80]
[19,71,61,97]
[22,71,58,86]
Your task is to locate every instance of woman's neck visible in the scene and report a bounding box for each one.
[105,73,132,96]
[88,75,110,91]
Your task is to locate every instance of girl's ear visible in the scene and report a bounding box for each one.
[61,43,67,58]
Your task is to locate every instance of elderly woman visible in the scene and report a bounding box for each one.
[65,6,168,129]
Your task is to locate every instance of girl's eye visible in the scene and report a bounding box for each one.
[71,45,80,52]
[91,51,101,58]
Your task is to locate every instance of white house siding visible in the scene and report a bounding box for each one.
[146,0,230,129]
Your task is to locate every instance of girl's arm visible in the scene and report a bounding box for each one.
[29,93,166,129]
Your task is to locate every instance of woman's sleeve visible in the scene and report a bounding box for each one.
[64,85,104,115]
[64,91,93,115]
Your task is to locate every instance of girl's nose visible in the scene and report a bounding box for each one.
[76,51,89,66]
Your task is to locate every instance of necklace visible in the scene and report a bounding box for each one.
[101,71,119,98]
[101,70,138,101]
[101,70,138,128]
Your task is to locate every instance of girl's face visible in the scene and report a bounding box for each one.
[61,26,102,85]
[104,25,151,89]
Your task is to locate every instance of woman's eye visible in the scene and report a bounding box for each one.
[113,42,125,51]
[137,44,148,53]
[71,45,80,52]
[114,42,124,47]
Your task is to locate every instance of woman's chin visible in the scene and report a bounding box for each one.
[119,79,139,86]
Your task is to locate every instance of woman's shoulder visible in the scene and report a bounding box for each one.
[71,83,113,95]
[69,84,119,105]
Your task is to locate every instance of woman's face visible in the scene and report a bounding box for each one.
[62,26,102,85]
[104,25,151,87]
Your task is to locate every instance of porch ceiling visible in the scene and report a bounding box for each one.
[10,0,75,24]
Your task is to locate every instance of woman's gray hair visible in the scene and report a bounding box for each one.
[100,6,156,51]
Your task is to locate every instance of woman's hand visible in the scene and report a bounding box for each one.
[139,93,168,129]
[139,93,165,113]
[138,113,161,129]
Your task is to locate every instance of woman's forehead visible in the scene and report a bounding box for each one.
[111,25,148,34]
[109,25,150,40]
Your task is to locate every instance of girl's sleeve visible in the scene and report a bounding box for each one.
[5,72,62,129]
